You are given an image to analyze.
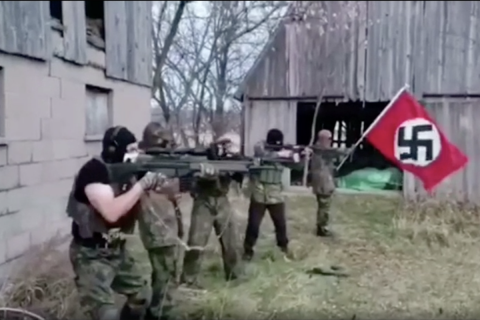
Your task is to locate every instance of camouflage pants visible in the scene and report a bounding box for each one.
[146,246,177,319]
[181,195,241,284]
[69,240,150,320]
[316,194,332,228]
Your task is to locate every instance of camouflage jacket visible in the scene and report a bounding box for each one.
[137,192,178,249]
[310,146,349,195]
[249,140,284,204]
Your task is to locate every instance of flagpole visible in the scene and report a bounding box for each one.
[336,84,410,171]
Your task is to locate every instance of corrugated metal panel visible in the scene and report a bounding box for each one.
[403,98,479,202]
[0,1,50,60]
[104,1,152,87]
[243,99,297,156]
[62,1,87,64]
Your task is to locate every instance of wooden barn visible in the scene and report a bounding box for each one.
[235,1,480,201]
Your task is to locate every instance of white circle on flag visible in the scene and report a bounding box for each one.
[394,118,441,167]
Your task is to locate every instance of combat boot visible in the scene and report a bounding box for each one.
[242,248,254,261]
[316,226,333,237]
[280,247,294,261]
[119,303,145,320]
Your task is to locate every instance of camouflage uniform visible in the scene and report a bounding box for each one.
[69,235,149,320]
[181,174,241,285]
[243,140,289,259]
[137,122,180,320]
[68,183,149,320]
[137,192,179,320]
[310,145,349,235]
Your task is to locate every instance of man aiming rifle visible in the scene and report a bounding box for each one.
[135,122,184,320]
[180,136,245,288]
[243,128,301,262]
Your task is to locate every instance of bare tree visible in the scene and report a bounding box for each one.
[151,1,192,127]
[153,1,288,147]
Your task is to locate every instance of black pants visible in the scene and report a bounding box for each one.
[244,199,288,254]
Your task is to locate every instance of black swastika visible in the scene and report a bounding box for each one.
[397,124,434,162]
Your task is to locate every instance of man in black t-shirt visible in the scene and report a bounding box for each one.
[68,126,169,320]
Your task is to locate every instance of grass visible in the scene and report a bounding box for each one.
[3,192,480,319]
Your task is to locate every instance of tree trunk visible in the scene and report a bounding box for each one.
[302,95,323,186]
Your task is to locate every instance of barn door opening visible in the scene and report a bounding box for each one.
[295,101,402,191]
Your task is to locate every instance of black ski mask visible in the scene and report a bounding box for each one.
[266,128,284,151]
[101,126,137,163]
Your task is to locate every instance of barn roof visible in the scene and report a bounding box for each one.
[233,3,298,101]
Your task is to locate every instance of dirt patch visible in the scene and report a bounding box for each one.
[3,194,480,319]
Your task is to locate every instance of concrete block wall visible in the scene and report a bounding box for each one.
[0,31,151,266]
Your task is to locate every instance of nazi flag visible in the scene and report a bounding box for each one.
[365,89,468,192]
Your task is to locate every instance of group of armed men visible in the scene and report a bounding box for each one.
[66,121,348,320]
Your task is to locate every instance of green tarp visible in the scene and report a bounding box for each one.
[337,167,402,191]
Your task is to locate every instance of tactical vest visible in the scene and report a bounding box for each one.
[66,157,135,239]
[249,164,283,184]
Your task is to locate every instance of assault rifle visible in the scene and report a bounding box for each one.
[107,149,251,192]
[106,146,301,191]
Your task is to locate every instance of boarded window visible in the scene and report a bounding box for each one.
[85,85,111,137]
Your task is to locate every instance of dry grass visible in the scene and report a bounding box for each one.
[3,192,480,319]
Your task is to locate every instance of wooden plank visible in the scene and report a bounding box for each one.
[104,1,128,81]
[62,1,87,64]
[125,1,152,86]
[244,100,296,156]
[104,1,152,86]
[0,1,49,60]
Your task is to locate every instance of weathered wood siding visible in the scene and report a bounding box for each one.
[241,1,480,100]
[240,24,288,97]
[243,99,296,156]
[62,1,87,65]
[104,1,152,87]
[403,98,479,202]
[0,1,50,60]
[286,1,366,99]
[419,2,480,94]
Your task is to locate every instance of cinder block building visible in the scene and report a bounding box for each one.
[0,1,152,266]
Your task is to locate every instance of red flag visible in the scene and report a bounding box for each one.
[365,89,468,192]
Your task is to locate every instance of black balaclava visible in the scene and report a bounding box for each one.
[101,126,137,163]
[266,128,284,151]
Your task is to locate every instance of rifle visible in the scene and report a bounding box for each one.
[264,143,348,162]
[108,146,304,191]
[108,151,253,192]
